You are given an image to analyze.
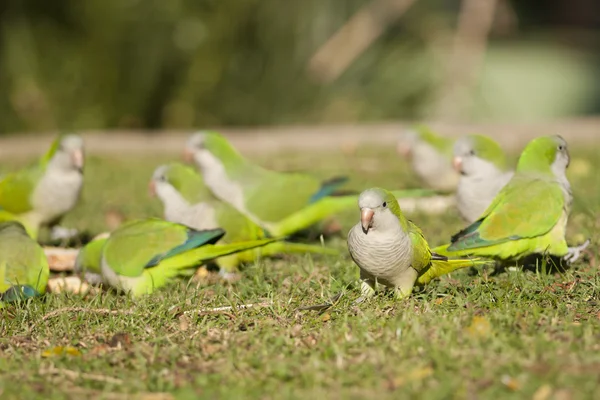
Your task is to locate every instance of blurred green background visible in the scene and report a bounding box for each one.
[1,0,599,134]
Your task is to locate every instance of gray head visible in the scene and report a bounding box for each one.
[149,164,171,199]
[452,134,507,176]
[357,188,404,234]
[49,134,85,173]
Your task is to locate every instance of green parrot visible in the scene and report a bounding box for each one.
[184,131,435,237]
[150,163,339,270]
[434,135,589,263]
[397,125,459,191]
[0,221,49,303]
[452,134,513,223]
[347,188,485,302]
[0,134,84,239]
[76,218,276,296]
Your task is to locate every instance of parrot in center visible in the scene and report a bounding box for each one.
[347,188,485,302]
[434,135,589,263]
[0,134,84,239]
[0,221,49,304]
[149,163,339,271]
[75,219,277,296]
[184,131,436,237]
[452,134,513,223]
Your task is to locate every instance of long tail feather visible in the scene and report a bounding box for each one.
[159,238,278,270]
[416,257,491,285]
[259,241,340,257]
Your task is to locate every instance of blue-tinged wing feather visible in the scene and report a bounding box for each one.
[308,176,349,204]
[145,228,226,267]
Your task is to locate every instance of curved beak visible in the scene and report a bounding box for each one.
[183,148,194,163]
[452,156,463,173]
[148,180,156,197]
[71,149,84,171]
[360,208,374,233]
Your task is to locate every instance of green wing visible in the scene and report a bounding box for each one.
[0,137,59,214]
[0,167,43,214]
[448,177,565,251]
[0,222,49,297]
[103,219,225,277]
[407,221,432,273]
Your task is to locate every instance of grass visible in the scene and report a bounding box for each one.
[1,141,599,400]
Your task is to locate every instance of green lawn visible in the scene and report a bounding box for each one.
[0,142,599,400]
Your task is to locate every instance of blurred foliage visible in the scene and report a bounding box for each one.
[0,0,599,133]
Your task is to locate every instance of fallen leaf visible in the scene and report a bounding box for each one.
[465,316,492,339]
[41,346,81,358]
[321,313,331,322]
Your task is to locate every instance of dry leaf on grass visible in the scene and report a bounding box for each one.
[465,316,492,339]
[41,346,81,358]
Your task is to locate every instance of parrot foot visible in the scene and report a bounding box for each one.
[564,239,591,263]
[393,287,413,300]
[354,280,376,305]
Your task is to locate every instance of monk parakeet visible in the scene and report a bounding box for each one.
[434,135,589,263]
[149,163,338,270]
[397,126,459,191]
[0,134,84,239]
[453,134,513,223]
[347,188,484,302]
[184,131,435,237]
[0,221,49,303]
[76,219,276,296]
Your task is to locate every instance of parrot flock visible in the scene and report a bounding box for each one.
[0,128,591,304]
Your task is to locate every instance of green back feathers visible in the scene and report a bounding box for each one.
[0,135,66,214]
[469,134,507,170]
[164,163,215,204]
[516,135,564,175]
[203,131,248,174]
[414,125,454,155]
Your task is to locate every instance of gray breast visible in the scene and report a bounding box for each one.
[347,223,413,283]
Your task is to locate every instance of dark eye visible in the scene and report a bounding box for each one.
[469,150,475,156]
[558,145,564,151]
[382,202,387,208]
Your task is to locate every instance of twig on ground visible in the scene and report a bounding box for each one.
[182,301,273,316]
[39,365,123,385]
